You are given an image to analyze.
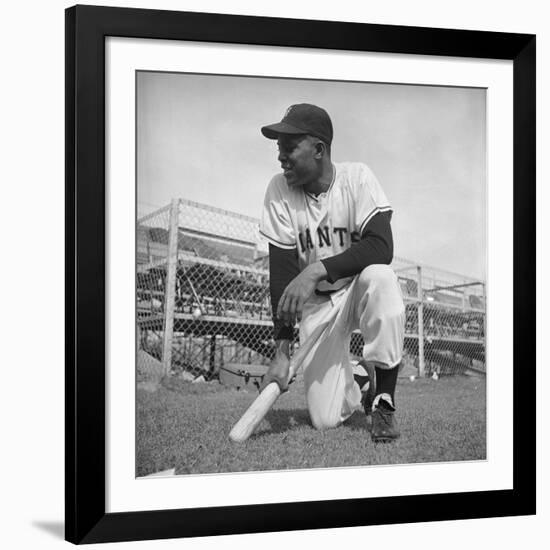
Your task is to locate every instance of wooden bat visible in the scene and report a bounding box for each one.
[229,312,337,443]
[228,382,284,443]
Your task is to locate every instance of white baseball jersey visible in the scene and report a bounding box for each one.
[259,162,392,293]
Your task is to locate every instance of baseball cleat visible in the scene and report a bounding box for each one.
[371,397,400,442]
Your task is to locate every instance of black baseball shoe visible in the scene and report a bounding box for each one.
[353,360,376,416]
[371,395,400,443]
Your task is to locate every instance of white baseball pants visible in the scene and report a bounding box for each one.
[298,264,405,430]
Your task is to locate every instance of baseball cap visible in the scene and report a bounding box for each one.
[261,103,333,145]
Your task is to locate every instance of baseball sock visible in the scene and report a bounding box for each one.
[375,364,399,408]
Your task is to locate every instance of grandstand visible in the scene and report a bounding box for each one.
[137,199,486,382]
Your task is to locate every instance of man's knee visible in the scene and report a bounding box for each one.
[310,409,340,430]
[356,264,405,319]
[357,264,396,289]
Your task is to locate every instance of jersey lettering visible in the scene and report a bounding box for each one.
[317,226,331,248]
[305,228,314,250]
[333,227,347,247]
[298,225,351,252]
[298,228,315,253]
[298,232,305,252]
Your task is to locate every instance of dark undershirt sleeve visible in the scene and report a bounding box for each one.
[268,243,300,340]
[320,211,394,284]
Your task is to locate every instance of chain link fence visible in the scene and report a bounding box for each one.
[137,199,485,384]
[391,258,485,379]
[136,204,173,385]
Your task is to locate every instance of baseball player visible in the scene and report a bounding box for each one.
[259,103,405,442]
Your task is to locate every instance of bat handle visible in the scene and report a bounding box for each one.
[229,382,281,442]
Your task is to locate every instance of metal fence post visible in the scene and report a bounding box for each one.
[417,265,425,377]
[162,199,179,376]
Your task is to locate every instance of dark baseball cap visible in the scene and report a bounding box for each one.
[261,103,333,145]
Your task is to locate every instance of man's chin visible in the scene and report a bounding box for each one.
[284,173,302,187]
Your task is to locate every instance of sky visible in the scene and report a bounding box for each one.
[137,72,486,280]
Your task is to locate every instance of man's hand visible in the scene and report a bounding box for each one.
[260,340,292,392]
[277,261,328,326]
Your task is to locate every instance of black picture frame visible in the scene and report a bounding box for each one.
[65,4,536,545]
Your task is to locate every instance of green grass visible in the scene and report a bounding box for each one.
[136,375,486,477]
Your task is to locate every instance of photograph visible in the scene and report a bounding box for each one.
[135,71,487,477]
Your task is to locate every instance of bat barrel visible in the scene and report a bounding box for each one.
[229,383,281,442]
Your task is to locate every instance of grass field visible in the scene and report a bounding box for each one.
[136,375,486,477]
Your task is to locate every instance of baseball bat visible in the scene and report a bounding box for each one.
[228,382,283,443]
[229,310,338,443]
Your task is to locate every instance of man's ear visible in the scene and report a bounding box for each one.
[314,140,327,158]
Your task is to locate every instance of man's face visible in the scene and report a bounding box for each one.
[276,135,319,187]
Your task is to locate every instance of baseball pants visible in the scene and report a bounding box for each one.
[298,264,405,430]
